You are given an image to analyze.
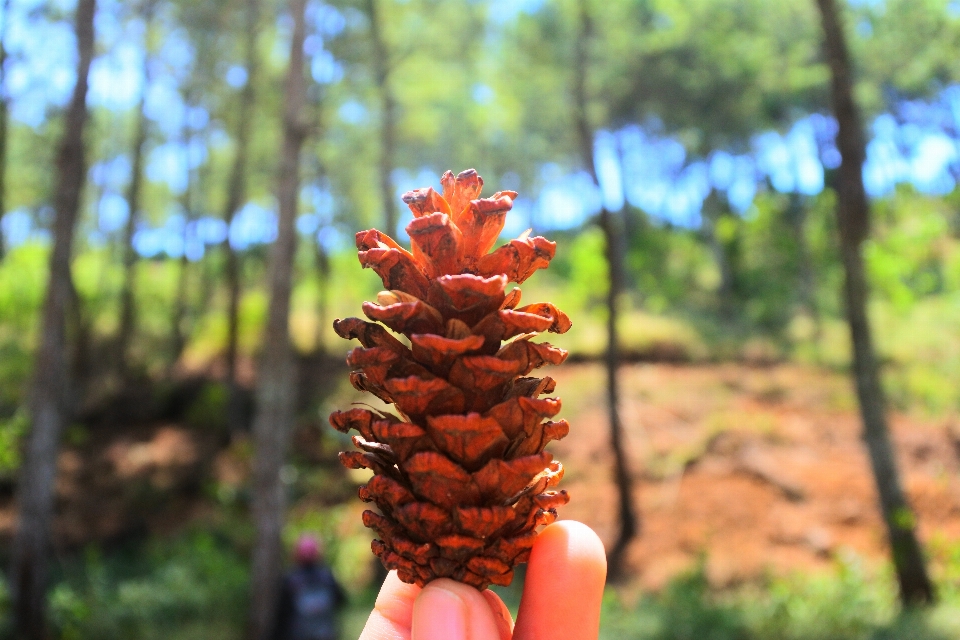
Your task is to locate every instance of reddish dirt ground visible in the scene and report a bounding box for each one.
[550,363,960,590]
[0,423,221,546]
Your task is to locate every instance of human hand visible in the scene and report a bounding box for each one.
[358,520,606,640]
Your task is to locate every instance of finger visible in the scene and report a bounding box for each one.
[513,521,607,640]
[412,578,503,640]
[359,570,422,640]
[481,589,514,640]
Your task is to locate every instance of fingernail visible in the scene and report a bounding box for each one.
[413,582,468,640]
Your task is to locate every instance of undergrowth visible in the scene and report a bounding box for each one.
[599,557,960,640]
[3,536,960,639]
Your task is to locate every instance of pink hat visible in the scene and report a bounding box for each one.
[294,534,321,564]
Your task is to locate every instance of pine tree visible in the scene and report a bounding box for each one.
[331,169,571,589]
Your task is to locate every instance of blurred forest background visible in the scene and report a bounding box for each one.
[2,0,960,637]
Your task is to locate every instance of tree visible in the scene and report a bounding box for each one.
[223,0,261,430]
[701,190,742,318]
[0,0,12,260]
[815,0,934,606]
[572,0,638,576]
[247,0,310,635]
[168,0,226,365]
[115,0,157,373]
[9,0,97,635]
[365,0,398,235]
[170,101,198,366]
[784,191,822,350]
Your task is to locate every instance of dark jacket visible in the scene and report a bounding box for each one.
[272,563,347,640]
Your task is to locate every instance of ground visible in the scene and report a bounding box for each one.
[2,362,958,592]
[552,363,960,590]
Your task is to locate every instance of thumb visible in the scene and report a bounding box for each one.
[412,579,506,640]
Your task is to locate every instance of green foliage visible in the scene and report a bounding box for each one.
[854,0,960,113]
[625,211,719,312]
[601,569,749,640]
[184,382,229,432]
[745,560,893,640]
[866,189,955,310]
[599,555,960,640]
[3,529,960,639]
[43,533,248,640]
[734,194,804,335]
[0,245,46,413]
[0,410,29,479]
[598,0,827,151]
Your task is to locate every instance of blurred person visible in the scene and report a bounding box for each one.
[273,534,347,640]
[356,521,606,640]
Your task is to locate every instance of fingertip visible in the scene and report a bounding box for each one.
[536,520,608,581]
[514,520,607,640]
[359,570,421,640]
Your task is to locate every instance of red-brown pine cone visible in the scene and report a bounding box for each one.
[330,169,572,589]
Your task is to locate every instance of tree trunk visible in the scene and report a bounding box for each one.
[785,193,822,351]
[68,271,94,406]
[701,190,739,318]
[247,0,309,636]
[223,0,260,431]
[10,0,96,636]
[314,242,330,352]
[366,0,398,235]
[170,112,196,368]
[573,0,638,577]
[0,0,12,260]
[815,0,934,606]
[115,1,154,374]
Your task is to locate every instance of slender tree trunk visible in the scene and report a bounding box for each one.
[0,0,12,260]
[68,271,94,405]
[573,0,638,577]
[115,4,153,374]
[786,193,822,350]
[170,114,196,368]
[247,0,309,636]
[223,0,259,431]
[10,0,96,636]
[366,0,398,235]
[314,242,329,352]
[816,0,934,606]
[701,190,738,318]
[194,131,216,322]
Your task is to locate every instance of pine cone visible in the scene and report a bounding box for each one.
[330,169,571,589]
